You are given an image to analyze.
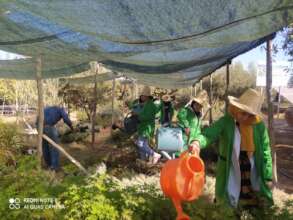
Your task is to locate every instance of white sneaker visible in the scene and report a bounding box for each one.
[152,152,161,164]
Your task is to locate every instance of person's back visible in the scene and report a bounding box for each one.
[44,106,72,128]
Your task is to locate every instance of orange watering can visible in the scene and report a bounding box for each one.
[160,150,205,220]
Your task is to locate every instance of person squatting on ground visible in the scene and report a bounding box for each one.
[133,86,161,164]
[37,106,74,171]
[190,89,273,208]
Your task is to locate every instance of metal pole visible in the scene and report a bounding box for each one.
[36,56,44,168]
[266,39,277,183]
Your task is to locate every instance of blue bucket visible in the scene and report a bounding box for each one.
[156,127,183,152]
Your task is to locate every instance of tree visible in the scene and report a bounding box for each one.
[0,80,16,105]
[202,61,256,99]
[58,83,111,121]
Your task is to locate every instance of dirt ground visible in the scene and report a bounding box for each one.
[3,114,292,194]
[58,125,293,194]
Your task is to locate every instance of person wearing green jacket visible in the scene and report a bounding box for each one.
[133,86,161,164]
[190,89,273,208]
[177,91,209,150]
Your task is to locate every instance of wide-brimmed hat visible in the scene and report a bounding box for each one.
[162,94,172,102]
[140,86,151,97]
[187,90,209,108]
[228,89,263,116]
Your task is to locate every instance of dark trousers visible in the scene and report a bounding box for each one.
[42,126,60,170]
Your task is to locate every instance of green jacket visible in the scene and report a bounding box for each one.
[137,100,157,140]
[200,113,273,204]
[177,106,206,146]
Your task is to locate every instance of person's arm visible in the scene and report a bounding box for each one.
[260,122,273,182]
[177,108,189,128]
[189,119,207,148]
[138,102,155,122]
[193,116,226,149]
[60,108,73,130]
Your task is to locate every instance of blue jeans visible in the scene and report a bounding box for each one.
[136,136,154,160]
[43,126,60,170]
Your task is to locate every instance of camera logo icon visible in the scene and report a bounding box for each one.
[9,198,21,209]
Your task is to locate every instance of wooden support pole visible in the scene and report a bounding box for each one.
[36,57,44,168]
[200,80,203,90]
[43,134,89,175]
[225,61,231,112]
[90,62,98,147]
[266,39,277,183]
[277,87,281,119]
[209,74,213,125]
[191,84,196,96]
[111,78,116,136]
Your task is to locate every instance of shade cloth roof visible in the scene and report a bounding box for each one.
[0,1,292,88]
[59,72,119,85]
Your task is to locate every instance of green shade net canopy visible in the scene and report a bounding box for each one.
[0,0,292,88]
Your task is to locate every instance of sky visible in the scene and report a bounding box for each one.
[234,33,290,68]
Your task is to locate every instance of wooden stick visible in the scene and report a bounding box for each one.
[43,134,89,175]
[111,78,116,136]
[225,61,230,112]
[90,62,98,146]
[36,56,44,168]
[266,39,277,183]
[209,74,213,125]
[274,144,293,149]
[277,86,281,119]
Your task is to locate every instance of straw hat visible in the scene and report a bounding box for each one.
[140,86,151,96]
[228,89,263,116]
[188,90,209,108]
[162,94,171,102]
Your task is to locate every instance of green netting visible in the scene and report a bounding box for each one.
[0,1,292,87]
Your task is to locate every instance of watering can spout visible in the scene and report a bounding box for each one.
[160,150,205,220]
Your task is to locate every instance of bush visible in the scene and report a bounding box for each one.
[60,174,175,220]
[0,121,23,167]
[0,156,85,220]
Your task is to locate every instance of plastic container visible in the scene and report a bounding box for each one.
[160,151,205,220]
[156,127,184,152]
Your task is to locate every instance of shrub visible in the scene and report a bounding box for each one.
[0,121,22,167]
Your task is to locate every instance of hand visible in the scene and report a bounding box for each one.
[189,141,200,155]
[266,181,274,189]
[184,128,190,136]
